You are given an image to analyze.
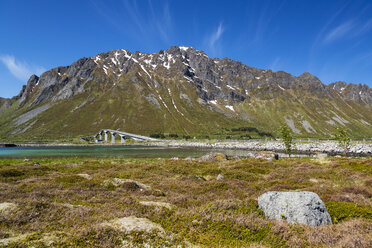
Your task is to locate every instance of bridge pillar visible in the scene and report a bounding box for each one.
[105,132,108,143]
[111,132,116,144]
[120,135,125,143]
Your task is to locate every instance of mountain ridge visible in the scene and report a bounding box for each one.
[1,45,371,140]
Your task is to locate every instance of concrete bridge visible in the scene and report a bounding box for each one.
[82,129,159,143]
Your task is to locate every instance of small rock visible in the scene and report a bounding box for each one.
[309,178,319,183]
[0,234,28,246]
[196,176,206,181]
[24,158,30,162]
[258,191,332,226]
[216,174,224,181]
[33,162,40,166]
[274,154,279,160]
[170,157,179,160]
[102,216,165,235]
[139,201,174,210]
[0,202,18,217]
[103,178,151,190]
[77,173,92,180]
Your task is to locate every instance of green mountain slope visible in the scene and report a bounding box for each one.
[0,46,371,141]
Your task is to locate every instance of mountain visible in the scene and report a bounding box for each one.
[0,45,371,141]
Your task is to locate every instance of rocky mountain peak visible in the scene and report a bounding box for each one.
[7,45,372,110]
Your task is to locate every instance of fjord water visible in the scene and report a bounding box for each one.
[0,146,232,159]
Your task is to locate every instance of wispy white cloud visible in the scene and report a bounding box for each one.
[91,0,173,46]
[149,0,172,43]
[323,20,355,43]
[209,22,224,48]
[205,22,224,56]
[0,55,45,82]
[322,17,372,44]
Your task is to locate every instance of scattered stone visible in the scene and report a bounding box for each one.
[216,174,224,181]
[0,202,18,217]
[103,178,152,190]
[33,162,40,166]
[196,176,206,181]
[203,175,214,181]
[0,234,28,246]
[139,201,174,210]
[102,216,165,235]
[309,178,319,183]
[24,158,30,162]
[77,173,92,180]
[258,191,332,226]
[198,152,227,162]
[170,157,179,160]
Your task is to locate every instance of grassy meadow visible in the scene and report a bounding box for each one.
[0,156,371,247]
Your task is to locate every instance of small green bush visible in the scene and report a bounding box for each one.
[325,201,372,223]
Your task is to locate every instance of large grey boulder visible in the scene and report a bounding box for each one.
[257,191,332,226]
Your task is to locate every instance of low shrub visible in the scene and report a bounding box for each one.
[325,201,372,223]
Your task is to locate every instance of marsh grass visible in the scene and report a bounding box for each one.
[0,157,371,247]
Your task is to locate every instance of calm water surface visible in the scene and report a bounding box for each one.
[0,146,248,159]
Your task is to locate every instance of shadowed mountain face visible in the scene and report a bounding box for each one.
[1,45,371,140]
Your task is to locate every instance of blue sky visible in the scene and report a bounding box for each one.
[1,0,372,98]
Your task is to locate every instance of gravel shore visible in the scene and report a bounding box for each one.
[145,140,372,157]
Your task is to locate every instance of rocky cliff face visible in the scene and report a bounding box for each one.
[1,45,371,140]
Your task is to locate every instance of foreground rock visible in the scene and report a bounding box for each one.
[0,202,18,217]
[258,191,332,226]
[102,216,165,234]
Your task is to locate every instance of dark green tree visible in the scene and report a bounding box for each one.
[333,126,350,156]
[279,124,294,157]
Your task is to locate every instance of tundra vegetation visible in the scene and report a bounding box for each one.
[0,156,371,247]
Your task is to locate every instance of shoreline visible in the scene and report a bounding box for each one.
[1,140,371,157]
